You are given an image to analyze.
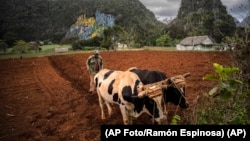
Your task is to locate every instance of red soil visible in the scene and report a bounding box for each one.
[0,50,232,141]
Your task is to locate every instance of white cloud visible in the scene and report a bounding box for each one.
[139,0,249,22]
[221,0,250,22]
[139,0,181,21]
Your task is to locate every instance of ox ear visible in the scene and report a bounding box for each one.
[182,72,191,78]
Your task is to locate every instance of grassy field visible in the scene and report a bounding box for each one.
[0,45,177,59]
[143,46,176,51]
[0,44,78,59]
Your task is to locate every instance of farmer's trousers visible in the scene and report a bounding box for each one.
[89,74,96,93]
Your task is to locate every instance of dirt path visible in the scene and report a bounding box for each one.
[0,51,232,141]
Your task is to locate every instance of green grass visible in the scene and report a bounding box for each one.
[0,45,178,60]
[41,44,70,52]
[0,44,75,59]
[143,46,177,51]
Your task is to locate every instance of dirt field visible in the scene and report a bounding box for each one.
[0,50,232,141]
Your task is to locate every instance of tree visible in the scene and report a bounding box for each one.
[30,41,41,53]
[101,26,127,50]
[156,34,172,47]
[0,40,8,54]
[12,40,31,54]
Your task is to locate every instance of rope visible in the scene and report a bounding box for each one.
[171,76,187,116]
[150,75,169,124]
[136,74,187,124]
[152,101,156,124]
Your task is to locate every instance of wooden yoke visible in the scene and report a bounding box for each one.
[137,72,190,98]
[137,79,169,98]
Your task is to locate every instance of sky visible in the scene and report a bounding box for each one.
[139,0,249,22]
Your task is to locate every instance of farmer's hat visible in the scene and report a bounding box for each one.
[94,50,99,54]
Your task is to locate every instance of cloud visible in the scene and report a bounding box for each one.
[139,0,181,21]
[139,0,249,22]
[221,0,250,22]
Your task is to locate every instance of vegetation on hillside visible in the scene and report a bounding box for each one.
[0,0,164,47]
[166,0,236,43]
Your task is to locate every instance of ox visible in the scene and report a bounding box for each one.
[94,68,165,125]
[94,68,190,125]
[128,67,189,109]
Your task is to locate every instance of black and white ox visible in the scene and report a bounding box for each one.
[128,67,190,109]
[94,68,190,125]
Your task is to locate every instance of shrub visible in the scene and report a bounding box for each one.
[188,63,249,124]
[71,37,102,50]
[60,36,79,44]
[12,40,31,54]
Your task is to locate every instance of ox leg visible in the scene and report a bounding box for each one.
[119,105,130,125]
[127,110,135,125]
[153,97,168,125]
[97,92,106,120]
[105,101,112,118]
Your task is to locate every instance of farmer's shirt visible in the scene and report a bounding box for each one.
[86,55,103,75]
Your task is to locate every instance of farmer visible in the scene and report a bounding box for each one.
[86,50,103,94]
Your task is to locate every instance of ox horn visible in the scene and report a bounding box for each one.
[182,72,191,78]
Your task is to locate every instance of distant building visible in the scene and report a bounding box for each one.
[116,42,128,50]
[176,35,216,51]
